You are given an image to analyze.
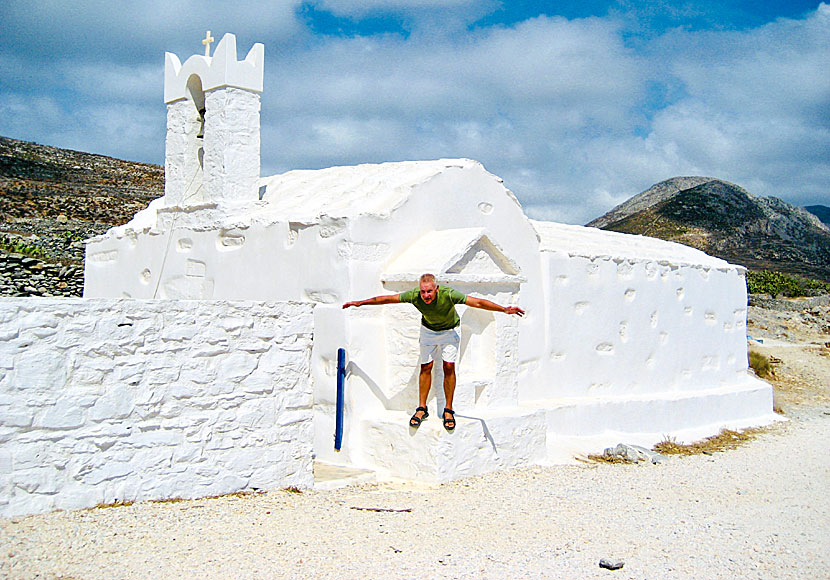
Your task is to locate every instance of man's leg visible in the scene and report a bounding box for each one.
[438,328,460,429]
[413,361,433,422]
[441,361,455,431]
[442,361,456,409]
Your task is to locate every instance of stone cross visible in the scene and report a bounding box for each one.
[202,30,214,57]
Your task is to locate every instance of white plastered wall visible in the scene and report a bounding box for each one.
[84,212,349,302]
[529,249,776,462]
[534,253,751,400]
[327,163,547,469]
[0,298,314,517]
[202,87,261,207]
[164,98,205,207]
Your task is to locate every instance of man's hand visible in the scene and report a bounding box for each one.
[504,306,525,317]
[342,301,361,309]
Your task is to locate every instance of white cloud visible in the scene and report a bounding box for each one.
[258,14,653,222]
[0,0,305,61]
[642,5,830,205]
[310,0,500,29]
[315,0,485,17]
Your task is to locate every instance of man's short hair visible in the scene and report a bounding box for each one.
[419,273,437,286]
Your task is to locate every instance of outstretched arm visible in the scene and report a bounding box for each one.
[465,296,525,316]
[342,294,401,309]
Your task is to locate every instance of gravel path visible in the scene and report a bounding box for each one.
[2,408,829,579]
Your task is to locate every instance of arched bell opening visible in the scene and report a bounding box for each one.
[186,74,206,140]
[183,74,206,203]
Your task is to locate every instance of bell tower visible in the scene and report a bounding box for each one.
[163,33,264,208]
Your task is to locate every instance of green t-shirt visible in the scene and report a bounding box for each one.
[399,285,468,331]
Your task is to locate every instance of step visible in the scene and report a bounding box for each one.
[355,407,546,483]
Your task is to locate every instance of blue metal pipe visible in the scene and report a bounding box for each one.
[334,348,346,451]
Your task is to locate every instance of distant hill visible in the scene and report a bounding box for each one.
[806,205,830,227]
[0,136,162,226]
[587,177,830,282]
[0,136,163,296]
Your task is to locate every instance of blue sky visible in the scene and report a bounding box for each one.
[1,1,828,224]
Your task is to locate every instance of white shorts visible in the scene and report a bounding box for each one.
[419,326,461,365]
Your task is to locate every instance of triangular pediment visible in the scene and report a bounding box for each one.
[381,228,523,284]
[446,236,518,277]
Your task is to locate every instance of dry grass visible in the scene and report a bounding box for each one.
[653,427,768,456]
[91,499,135,510]
[206,490,267,500]
[748,350,774,378]
[148,497,188,504]
[589,426,775,464]
[585,453,633,464]
[91,489,271,511]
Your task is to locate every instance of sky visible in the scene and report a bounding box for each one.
[0,1,828,225]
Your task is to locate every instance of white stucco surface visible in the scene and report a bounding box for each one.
[164,99,204,207]
[0,299,314,517]
[164,34,264,103]
[258,158,515,221]
[531,219,734,267]
[202,87,261,206]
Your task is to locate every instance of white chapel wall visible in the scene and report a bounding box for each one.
[164,98,205,206]
[321,163,547,467]
[532,252,751,401]
[202,87,261,206]
[0,298,314,517]
[339,163,547,398]
[84,218,346,301]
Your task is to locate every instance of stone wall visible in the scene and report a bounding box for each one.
[748,293,830,311]
[0,249,84,297]
[0,298,315,517]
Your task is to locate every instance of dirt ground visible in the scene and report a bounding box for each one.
[747,300,830,414]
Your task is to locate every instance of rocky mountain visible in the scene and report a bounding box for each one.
[586,177,714,229]
[0,136,163,296]
[806,205,830,227]
[587,178,830,282]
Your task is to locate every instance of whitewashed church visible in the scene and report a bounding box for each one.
[80,34,774,486]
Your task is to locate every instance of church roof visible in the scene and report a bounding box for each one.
[530,220,736,270]
[258,158,483,222]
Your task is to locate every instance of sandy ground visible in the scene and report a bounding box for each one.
[747,301,830,412]
[1,302,828,580]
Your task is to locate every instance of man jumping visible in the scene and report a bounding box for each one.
[342,273,525,430]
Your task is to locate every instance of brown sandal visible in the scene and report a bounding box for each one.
[410,406,428,427]
[443,408,455,431]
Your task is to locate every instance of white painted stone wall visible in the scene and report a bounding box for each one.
[0,298,314,517]
[202,87,261,207]
[534,253,751,400]
[163,87,261,209]
[164,99,205,207]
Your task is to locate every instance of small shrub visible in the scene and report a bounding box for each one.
[747,270,830,298]
[748,350,773,378]
[0,234,46,259]
[60,230,87,244]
